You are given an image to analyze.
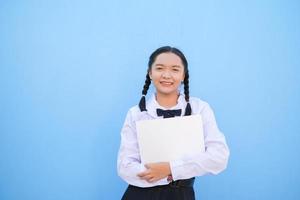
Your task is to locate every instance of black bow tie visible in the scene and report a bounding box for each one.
[156,108,182,118]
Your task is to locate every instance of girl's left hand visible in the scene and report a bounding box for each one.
[137,162,171,183]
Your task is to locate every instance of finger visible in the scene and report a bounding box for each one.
[140,174,153,181]
[144,164,151,169]
[139,173,153,180]
[147,177,158,183]
[137,170,150,177]
[145,163,156,169]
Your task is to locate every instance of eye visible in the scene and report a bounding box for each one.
[172,68,180,72]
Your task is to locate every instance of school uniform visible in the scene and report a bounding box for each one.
[117,93,230,200]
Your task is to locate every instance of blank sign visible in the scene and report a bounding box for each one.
[136,115,205,164]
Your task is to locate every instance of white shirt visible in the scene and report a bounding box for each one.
[117,93,230,188]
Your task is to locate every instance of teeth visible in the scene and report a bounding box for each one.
[161,82,172,85]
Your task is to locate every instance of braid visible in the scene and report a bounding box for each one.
[184,69,192,116]
[142,74,151,95]
[139,73,151,111]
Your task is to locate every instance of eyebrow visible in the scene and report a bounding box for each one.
[155,64,182,68]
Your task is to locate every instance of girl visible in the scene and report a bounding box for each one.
[117,46,229,200]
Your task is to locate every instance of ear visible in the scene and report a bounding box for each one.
[148,70,152,79]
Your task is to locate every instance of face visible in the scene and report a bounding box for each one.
[149,52,185,96]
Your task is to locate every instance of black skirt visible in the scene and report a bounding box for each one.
[121,178,195,200]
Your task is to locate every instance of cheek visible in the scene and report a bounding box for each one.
[177,73,185,81]
[150,71,161,81]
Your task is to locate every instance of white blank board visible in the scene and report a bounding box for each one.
[136,115,205,164]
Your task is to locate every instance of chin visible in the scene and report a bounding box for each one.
[157,89,178,95]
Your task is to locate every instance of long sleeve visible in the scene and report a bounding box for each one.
[170,103,230,181]
[117,109,169,187]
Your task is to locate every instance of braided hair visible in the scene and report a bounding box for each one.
[138,46,192,116]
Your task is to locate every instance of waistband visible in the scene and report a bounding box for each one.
[129,177,195,189]
[168,177,195,188]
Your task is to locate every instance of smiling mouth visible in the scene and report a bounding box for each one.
[160,81,173,86]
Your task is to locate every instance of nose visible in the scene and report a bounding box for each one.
[162,71,171,79]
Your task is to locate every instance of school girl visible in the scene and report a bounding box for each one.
[117,46,230,200]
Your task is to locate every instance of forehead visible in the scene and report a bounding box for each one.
[153,52,183,67]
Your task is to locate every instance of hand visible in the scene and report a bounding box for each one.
[137,162,171,183]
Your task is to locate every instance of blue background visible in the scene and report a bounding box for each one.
[1,0,299,199]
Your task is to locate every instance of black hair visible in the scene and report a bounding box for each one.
[138,46,192,116]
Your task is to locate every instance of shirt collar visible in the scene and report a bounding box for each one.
[146,93,187,118]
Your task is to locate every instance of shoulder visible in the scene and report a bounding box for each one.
[189,96,218,124]
[125,104,146,122]
[189,96,212,114]
[127,105,141,116]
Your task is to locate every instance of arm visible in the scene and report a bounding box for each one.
[117,110,169,187]
[170,103,230,181]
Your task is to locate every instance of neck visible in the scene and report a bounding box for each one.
[156,92,179,108]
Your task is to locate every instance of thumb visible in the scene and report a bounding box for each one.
[144,164,150,169]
